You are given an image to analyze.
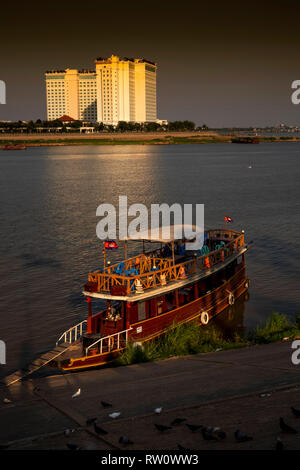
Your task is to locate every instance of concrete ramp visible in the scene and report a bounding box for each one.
[1,343,72,387]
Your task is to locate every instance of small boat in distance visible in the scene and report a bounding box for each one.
[2,144,26,150]
[3,225,252,385]
[231,137,259,144]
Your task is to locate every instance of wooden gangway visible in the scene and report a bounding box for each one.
[2,343,72,386]
[2,320,88,386]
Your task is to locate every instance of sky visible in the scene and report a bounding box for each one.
[1,0,300,127]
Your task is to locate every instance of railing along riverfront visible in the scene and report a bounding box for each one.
[87,229,245,296]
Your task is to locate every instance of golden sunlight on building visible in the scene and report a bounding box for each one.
[45,56,157,124]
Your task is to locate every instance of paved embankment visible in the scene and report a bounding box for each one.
[1,341,300,450]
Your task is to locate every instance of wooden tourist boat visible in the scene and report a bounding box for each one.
[3,226,251,385]
[51,226,251,372]
[2,144,26,150]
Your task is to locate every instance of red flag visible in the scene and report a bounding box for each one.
[225,216,233,223]
[104,240,119,250]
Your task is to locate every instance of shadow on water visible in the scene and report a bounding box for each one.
[212,293,248,339]
[21,253,61,269]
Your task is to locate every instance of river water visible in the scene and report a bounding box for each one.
[0,143,299,376]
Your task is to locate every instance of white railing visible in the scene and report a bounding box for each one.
[85,328,132,356]
[56,320,87,346]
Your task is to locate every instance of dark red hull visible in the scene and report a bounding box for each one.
[61,266,248,371]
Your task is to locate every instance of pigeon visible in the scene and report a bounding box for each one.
[177,444,190,451]
[119,436,133,445]
[109,412,121,419]
[101,400,112,408]
[276,437,284,451]
[291,406,300,418]
[86,417,97,426]
[202,427,218,441]
[280,417,297,434]
[171,418,186,426]
[72,388,81,399]
[66,443,80,450]
[210,427,226,440]
[154,407,163,414]
[186,423,202,433]
[154,424,172,432]
[234,429,253,443]
[3,398,12,404]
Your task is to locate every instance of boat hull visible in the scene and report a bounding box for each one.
[60,267,248,371]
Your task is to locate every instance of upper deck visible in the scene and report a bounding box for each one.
[83,229,248,302]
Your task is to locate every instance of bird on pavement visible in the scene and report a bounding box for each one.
[186,423,202,433]
[202,428,218,441]
[155,424,172,432]
[86,417,97,426]
[276,437,284,451]
[72,388,81,399]
[280,417,297,434]
[234,429,253,443]
[119,436,133,445]
[210,427,226,440]
[291,406,300,418]
[101,400,112,408]
[3,398,12,404]
[66,443,80,450]
[177,444,190,451]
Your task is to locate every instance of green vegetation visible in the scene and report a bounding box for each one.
[253,312,300,344]
[0,136,231,147]
[117,313,300,366]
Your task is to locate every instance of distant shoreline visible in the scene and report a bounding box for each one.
[1,131,300,147]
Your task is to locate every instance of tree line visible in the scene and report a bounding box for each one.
[0,119,209,133]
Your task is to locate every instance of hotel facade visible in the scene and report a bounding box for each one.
[45,55,157,124]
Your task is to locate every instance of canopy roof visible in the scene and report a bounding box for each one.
[120,224,203,243]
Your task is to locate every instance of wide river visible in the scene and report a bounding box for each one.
[0,143,299,377]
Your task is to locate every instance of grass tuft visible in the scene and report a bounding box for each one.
[117,312,300,367]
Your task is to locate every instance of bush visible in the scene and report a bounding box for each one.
[254,312,295,343]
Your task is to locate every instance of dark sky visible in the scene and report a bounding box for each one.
[1,0,300,126]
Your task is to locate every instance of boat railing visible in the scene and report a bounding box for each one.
[85,327,132,356]
[87,229,245,296]
[56,320,87,346]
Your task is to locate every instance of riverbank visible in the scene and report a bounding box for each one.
[117,313,300,366]
[1,340,300,450]
[1,132,300,147]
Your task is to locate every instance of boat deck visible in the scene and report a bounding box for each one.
[83,244,249,301]
[84,229,247,301]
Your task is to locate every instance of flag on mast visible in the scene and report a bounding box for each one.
[104,240,119,250]
[224,216,233,223]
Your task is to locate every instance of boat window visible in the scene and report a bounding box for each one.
[138,302,146,321]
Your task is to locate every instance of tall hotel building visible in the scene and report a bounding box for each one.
[45,55,157,124]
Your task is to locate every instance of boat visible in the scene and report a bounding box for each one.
[231,137,259,144]
[2,144,26,150]
[2,226,252,385]
[51,226,251,372]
